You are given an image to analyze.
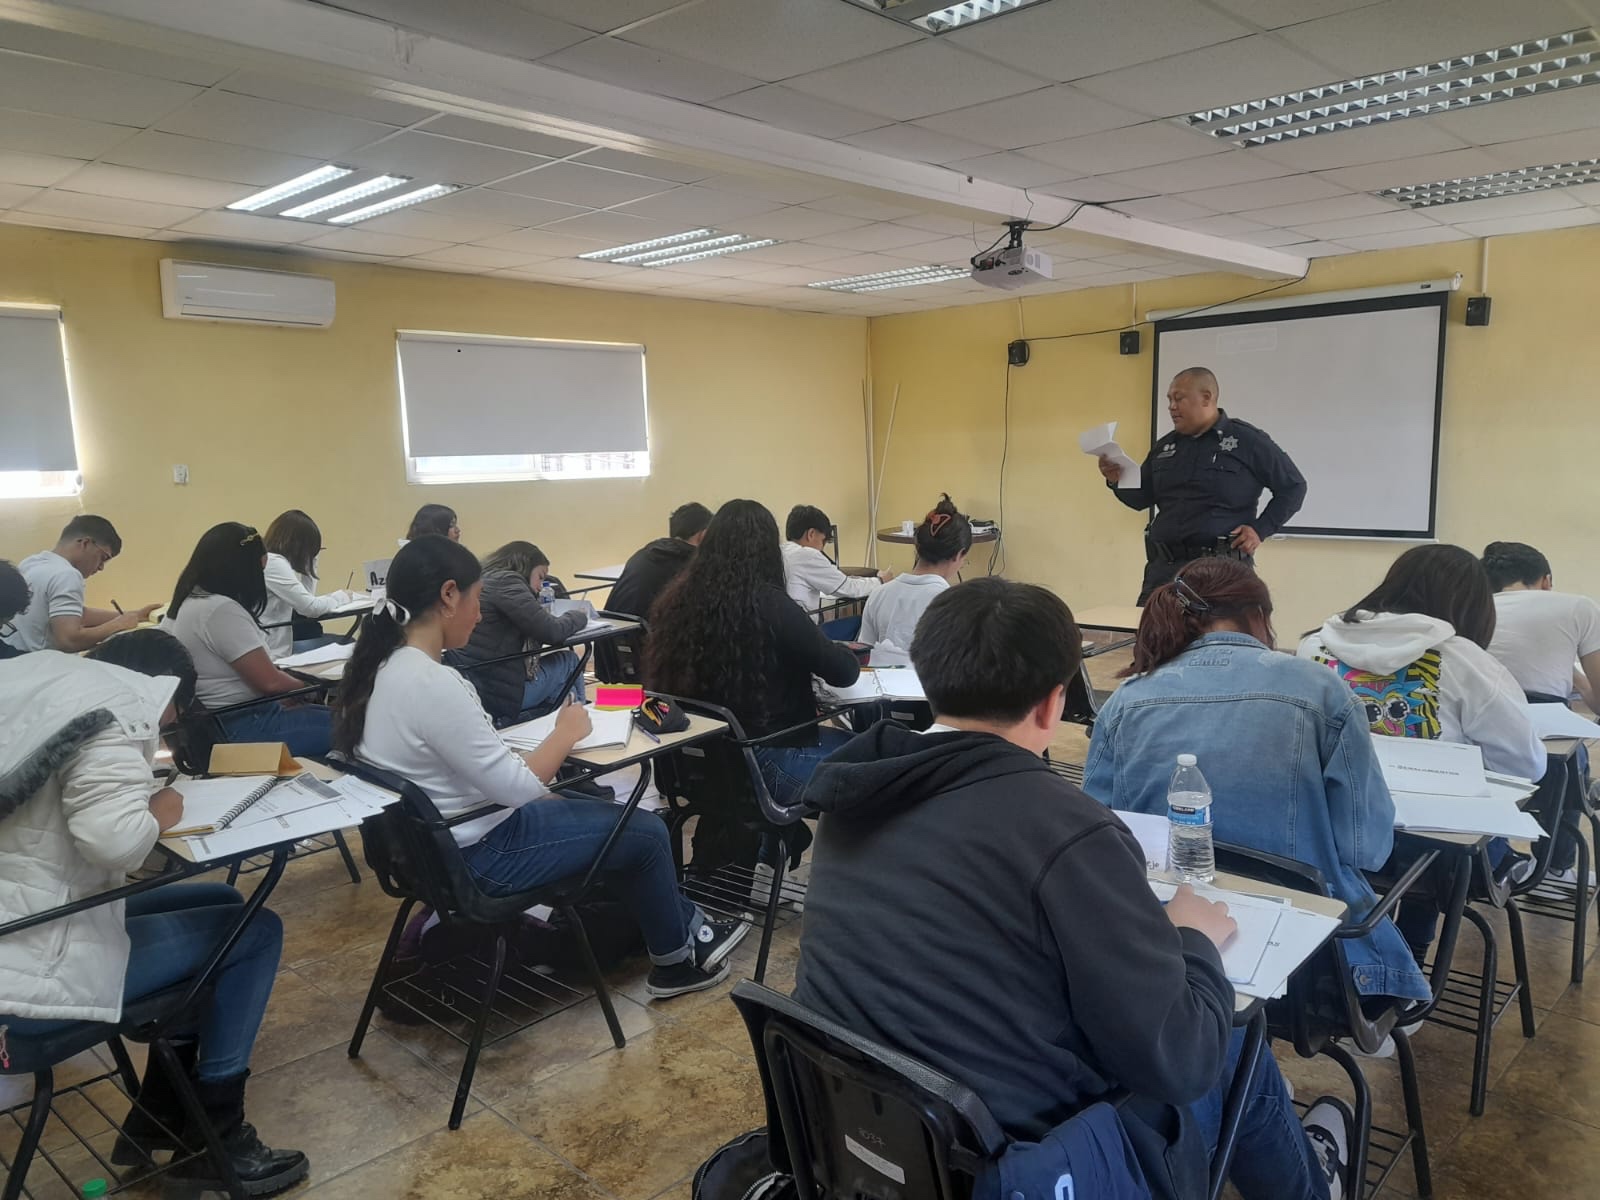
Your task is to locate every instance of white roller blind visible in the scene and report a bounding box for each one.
[398,332,648,458]
[0,307,77,472]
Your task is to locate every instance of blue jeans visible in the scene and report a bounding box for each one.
[520,649,587,715]
[754,728,853,811]
[3,884,282,1082]
[1191,1028,1329,1200]
[461,800,705,966]
[217,700,333,758]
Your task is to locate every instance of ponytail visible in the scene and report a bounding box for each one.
[1122,557,1274,677]
[912,493,973,565]
[333,534,481,755]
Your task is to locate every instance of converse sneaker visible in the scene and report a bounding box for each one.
[694,916,749,971]
[645,957,731,999]
[1303,1096,1353,1200]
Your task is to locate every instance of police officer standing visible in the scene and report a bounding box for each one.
[1099,366,1306,603]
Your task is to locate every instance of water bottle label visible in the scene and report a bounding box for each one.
[1168,806,1210,827]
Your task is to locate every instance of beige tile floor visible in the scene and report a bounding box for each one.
[9,644,1600,1200]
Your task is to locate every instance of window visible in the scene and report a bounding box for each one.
[0,306,81,498]
[397,331,649,484]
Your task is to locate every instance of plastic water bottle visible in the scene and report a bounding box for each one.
[1167,754,1215,883]
[539,583,555,609]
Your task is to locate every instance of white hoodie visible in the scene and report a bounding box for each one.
[1298,610,1545,781]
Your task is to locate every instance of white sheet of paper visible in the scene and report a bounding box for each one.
[1118,810,1171,873]
[501,706,634,752]
[872,666,926,701]
[1077,420,1142,490]
[1150,881,1284,986]
[1390,792,1547,839]
[1527,703,1600,740]
[1372,736,1490,797]
[275,641,355,668]
[179,797,375,861]
[550,598,596,619]
[332,593,373,614]
[1246,906,1343,1000]
[818,676,884,703]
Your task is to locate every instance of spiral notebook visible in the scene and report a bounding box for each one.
[162,772,340,837]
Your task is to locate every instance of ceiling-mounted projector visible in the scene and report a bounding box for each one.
[971,220,1053,289]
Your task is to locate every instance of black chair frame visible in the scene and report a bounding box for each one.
[1510,747,1598,983]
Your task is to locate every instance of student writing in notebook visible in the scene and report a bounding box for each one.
[781,504,893,638]
[335,536,747,998]
[261,509,357,659]
[0,515,158,654]
[858,493,970,654]
[160,523,334,757]
[0,629,307,1196]
[794,578,1349,1200]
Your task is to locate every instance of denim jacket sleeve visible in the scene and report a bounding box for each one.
[1323,691,1395,873]
[1081,695,1120,807]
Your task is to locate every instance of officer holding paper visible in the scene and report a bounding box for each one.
[1099,366,1306,603]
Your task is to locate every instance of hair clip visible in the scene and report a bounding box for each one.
[1172,576,1212,614]
[239,527,262,546]
[926,512,951,533]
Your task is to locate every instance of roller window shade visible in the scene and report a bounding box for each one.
[0,308,77,472]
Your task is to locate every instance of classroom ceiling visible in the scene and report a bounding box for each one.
[3,0,1600,315]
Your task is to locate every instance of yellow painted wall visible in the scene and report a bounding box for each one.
[867,226,1600,642]
[0,224,869,611]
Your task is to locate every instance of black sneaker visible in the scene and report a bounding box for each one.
[645,957,731,999]
[1302,1095,1353,1200]
[694,916,749,971]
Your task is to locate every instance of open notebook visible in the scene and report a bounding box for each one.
[501,706,635,753]
[163,771,343,837]
[819,667,926,704]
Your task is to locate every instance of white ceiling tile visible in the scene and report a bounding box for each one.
[1250,120,1468,171]
[471,227,610,256]
[1103,196,1212,222]
[731,240,868,265]
[1316,149,1507,192]
[1233,226,1327,246]
[498,256,641,281]
[48,163,251,209]
[1034,176,1166,202]
[217,71,437,126]
[1290,209,1440,239]
[0,109,135,159]
[102,130,323,186]
[808,221,948,252]
[1477,131,1600,169]
[490,161,673,207]
[742,265,839,286]
[18,189,198,229]
[1185,173,1352,211]
[295,246,390,264]
[1548,181,1600,204]
[501,1,699,33]
[806,195,925,221]
[571,147,716,183]
[917,86,1145,149]
[1075,35,1341,119]
[890,233,988,260]
[1428,85,1600,148]
[784,42,1046,123]
[1418,189,1579,222]
[303,228,453,256]
[893,211,991,236]
[310,0,590,57]
[349,131,552,185]
[841,124,994,165]
[1025,122,1223,174]
[610,183,784,224]
[418,187,586,226]
[1097,150,1299,194]
[0,52,201,126]
[810,251,929,276]
[694,172,840,205]
[0,211,154,238]
[539,35,761,103]
[0,20,231,85]
[1236,192,1396,225]
[1335,225,1472,251]
[398,257,493,275]
[0,151,88,188]
[408,244,544,268]
[711,85,885,139]
[646,254,762,278]
[1448,209,1600,237]
[1276,0,1587,75]
[1179,214,1273,235]
[414,114,594,158]
[731,206,870,239]
[617,0,920,81]
[943,151,1080,188]
[1207,0,1386,25]
[359,209,521,242]
[167,210,322,244]
[0,182,41,208]
[944,0,1249,83]
[537,208,686,242]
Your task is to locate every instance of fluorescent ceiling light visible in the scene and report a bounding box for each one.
[227,165,352,212]
[809,264,970,292]
[281,175,408,219]
[1185,29,1600,145]
[1378,158,1600,207]
[840,0,1049,34]
[328,184,459,224]
[579,228,779,267]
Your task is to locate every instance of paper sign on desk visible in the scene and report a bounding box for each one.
[1372,736,1489,797]
[1117,810,1171,873]
[208,742,299,777]
[1527,703,1600,740]
[1078,422,1141,490]
[275,642,355,668]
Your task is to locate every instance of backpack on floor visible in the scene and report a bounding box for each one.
[692,1129,796,1200]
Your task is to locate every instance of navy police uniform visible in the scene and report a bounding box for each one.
[1109,409,1306,603]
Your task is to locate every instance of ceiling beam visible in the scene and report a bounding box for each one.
[3,0,1308,279]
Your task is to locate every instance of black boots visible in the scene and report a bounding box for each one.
[112,1041,197,1166]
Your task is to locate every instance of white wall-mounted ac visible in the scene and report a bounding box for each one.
[159,259,335,328]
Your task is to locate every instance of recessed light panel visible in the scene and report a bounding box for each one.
[809,264,970,292]
[227,165,352,212]
[579,229,779,267]
[840,0,1050,34]
[1378,158,1600,207]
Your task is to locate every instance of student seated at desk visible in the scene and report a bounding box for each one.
[794,577,1350,1200]
[1083,559,1428,1006]
[161,523,334,758]
[335,536,746,998]
[403,503,459,546]
[647,500,861,866]
[454,540,588,723]
[261,509,357,659]
[858,494,970,653]
[606,501,712,620]
[0,515,157,654]
[0,559,29,661]
[0,630,306,1196]
[781,504,893,638]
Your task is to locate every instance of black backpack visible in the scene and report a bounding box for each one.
[692,1129,795,1200]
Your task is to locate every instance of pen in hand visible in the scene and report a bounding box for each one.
[112,600,124,614]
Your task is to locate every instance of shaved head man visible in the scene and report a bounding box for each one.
[1098,366,1306,603]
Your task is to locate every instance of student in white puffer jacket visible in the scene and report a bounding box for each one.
[0,632,307,1197]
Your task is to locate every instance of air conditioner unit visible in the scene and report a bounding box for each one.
[159,259,335,328]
